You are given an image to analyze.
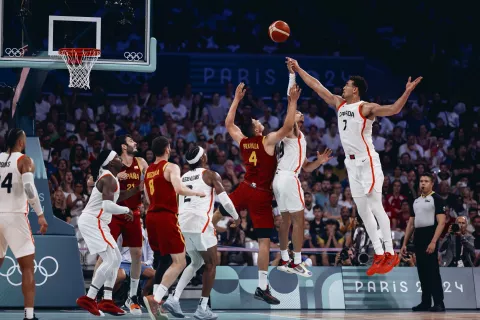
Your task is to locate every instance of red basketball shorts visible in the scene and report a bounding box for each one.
[228,182,274,229]
[109,209,143,248]
[146,212,185,255]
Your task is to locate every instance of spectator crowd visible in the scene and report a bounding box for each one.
[0,78,479,273]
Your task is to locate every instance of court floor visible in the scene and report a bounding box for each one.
[2,310,480,320]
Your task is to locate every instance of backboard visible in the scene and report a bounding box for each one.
[0,0,155,72]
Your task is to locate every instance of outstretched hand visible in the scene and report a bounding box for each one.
[234,82,246,101]
[288,84,302,101]
[286,57,299,72]
[317,148,333,165]
[405,76,423,93]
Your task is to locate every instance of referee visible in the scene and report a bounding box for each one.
[401,172,446,312]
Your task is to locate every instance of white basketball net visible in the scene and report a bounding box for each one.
[58,49,100,90]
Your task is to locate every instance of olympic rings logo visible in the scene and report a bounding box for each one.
[4,48,25,57]
[124,52,144,61]
[0,256,59,287]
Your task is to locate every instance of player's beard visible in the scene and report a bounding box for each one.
[126,146,136,156]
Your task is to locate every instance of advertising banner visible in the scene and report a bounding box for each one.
[211,266,345,310]
[189,54,364,97]
[0,236,85,307]
[342,267,476,309]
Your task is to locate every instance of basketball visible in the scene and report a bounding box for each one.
[268,20,290,43]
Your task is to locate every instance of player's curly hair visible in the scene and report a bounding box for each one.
[185,146,203,170]
[350,75,368,98]
[113,134,132,156]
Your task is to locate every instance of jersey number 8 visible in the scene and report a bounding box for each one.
[148,179,155,195]
[0,173,13,193]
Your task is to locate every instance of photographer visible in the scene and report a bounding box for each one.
[439,216,475,267]
[335,215,371,267]
[401,173,446,312]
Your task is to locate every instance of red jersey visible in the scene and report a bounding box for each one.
[117,157,143,211]
[144,160,178,214]
[240,136,277,190]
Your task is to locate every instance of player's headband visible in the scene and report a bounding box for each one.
[187,147,204,164]
[102,150,117,167]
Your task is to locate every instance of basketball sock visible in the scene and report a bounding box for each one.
[368,192,394,254]
[154,284,168,303]
[129,278,140,297]
[153,284,159,295]
[280,250,289,262]
[174,264,195,301]
[200,297,209,311]
[87,285,99,300]
[258,271,268,290]
[293,252,302,265]
[353,196,384,255]
[25,308,34,319]
[104,289,113,300]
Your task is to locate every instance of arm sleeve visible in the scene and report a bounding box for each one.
[102,200,130,215]
[433,194,446,215]
[287,73,296,96]
[217,192,239,220]
[22,172,43,216]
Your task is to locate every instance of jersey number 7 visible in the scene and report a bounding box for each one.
[0,173,13,193]
[342,119,347,131]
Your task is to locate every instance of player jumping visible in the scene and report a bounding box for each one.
[288,57,422,275]
[143,136,205,320]
[213,82,300,304]
[0,128,48,320]
[76,150,140,316]
[162,146,239,319]
[275,66,332,277]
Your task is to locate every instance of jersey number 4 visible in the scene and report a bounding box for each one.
[249,151,257,166]
[0,173,13,193]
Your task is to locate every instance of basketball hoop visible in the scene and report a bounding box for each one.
[58,48,101,90]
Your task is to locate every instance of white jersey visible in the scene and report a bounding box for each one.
[276,131,307,174]
[178,168,214,233]
[0,152,28,214]
[81,170,120,224]
[337,100,377,157]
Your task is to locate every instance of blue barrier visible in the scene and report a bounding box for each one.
[0,235,85,307]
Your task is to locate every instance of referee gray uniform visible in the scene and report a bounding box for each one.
[412,192,445,307]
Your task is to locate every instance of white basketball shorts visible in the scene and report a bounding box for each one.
[77,214,117,255]
[183,226,217,252]
[0,213,35,259]
[344,153,384,198]
[273,170,305,213]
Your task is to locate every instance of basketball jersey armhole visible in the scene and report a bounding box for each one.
[16,154,26,175]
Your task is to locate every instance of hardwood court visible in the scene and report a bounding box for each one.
[1,310,480,320]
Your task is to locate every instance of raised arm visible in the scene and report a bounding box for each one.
[303,149,333,172]
[166,163,205,197]
[287,57,343,108]
[19,155,48,234]
[225,83,247,144]
[264,84,300,147]
[361,76,423,118]
[204,170,239,220]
